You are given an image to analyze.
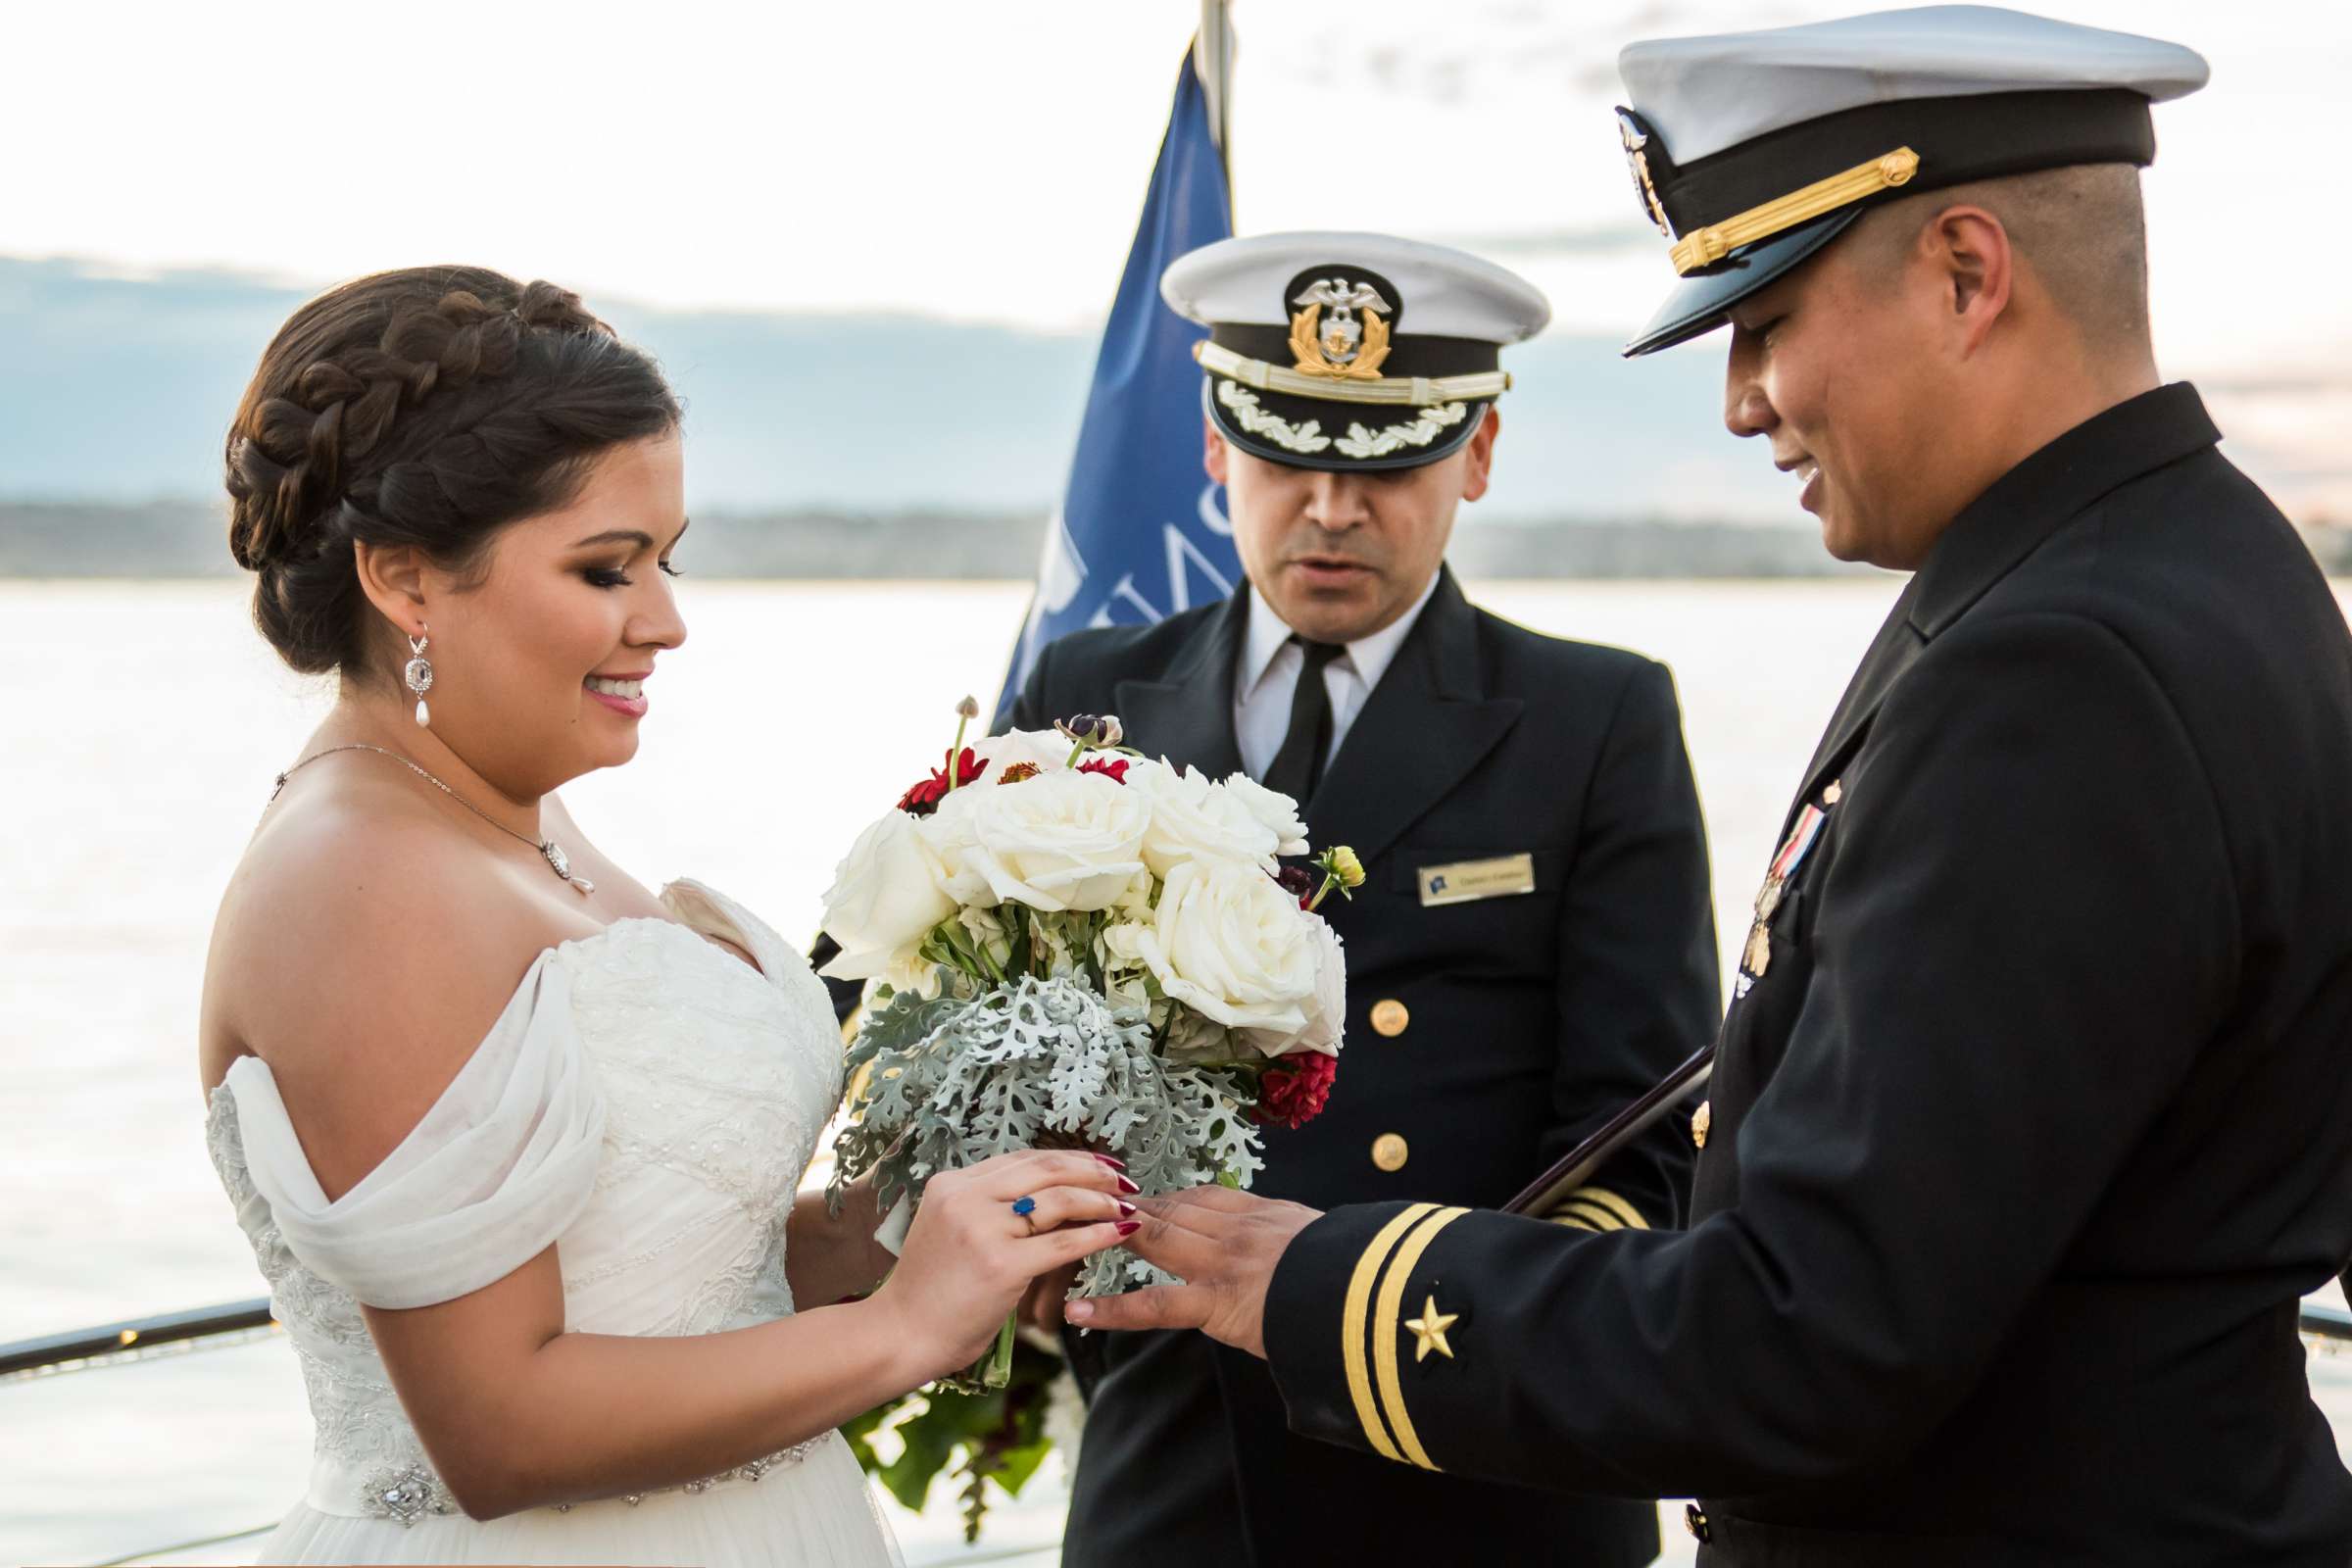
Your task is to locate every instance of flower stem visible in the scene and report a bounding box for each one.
[944,709,974,797]
[934,1311,1017,1395]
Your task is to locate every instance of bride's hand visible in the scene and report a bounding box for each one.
[871,1150,1137,1378]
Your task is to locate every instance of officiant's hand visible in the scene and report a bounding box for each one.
[1019,1262,1081,1332]
[1063,1187,1322,1359]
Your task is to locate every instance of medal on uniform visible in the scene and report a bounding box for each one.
[1739,782,1840,982]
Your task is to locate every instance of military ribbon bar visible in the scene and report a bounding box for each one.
[1769,804,1827,883]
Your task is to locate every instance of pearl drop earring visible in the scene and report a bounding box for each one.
[404,633,435,728]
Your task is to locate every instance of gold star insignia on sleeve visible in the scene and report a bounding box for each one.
[1403,1296,1459,1362]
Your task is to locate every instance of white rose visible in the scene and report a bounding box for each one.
[1218,772,1311,858]
[818,810,957,980]
[1127,761,1281,874]
[930,767,1151,912]
[1122,858,1321,1033]
[1240,914,1347,1058]
[971,726,1071,784]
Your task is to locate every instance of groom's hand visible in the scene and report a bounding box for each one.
[1063,1187,1321,1358]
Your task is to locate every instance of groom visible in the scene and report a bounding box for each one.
[1008,233,1721,1566]
[1070,11,2352,1566]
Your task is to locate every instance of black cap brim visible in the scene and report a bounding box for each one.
[1622,207,1862,358]
[1201,376,1491,472]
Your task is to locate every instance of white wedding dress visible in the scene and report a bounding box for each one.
[204,879,904,1565]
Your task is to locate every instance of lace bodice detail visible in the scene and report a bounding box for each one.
[204,880,846,1501]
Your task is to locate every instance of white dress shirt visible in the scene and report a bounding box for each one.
[1233,570,1444,780]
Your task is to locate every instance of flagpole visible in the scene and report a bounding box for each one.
[1196,0,1235,202]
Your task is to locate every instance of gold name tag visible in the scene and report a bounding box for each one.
[1418,853,1537,907]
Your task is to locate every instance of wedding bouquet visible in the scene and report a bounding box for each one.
[821,701,1358,1388]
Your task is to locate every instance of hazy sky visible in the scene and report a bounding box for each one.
[8,0,2348,505]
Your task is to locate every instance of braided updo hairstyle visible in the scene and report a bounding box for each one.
[225,266,681,678]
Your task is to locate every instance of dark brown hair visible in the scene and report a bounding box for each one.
[224,265,680,677]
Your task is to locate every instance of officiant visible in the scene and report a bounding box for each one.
[1005,232,1722,1568]
[1070,12,2352,1566]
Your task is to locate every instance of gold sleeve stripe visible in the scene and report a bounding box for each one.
[1564,1186,1649,1232]
[1552,1200,1625,1233]
[1548,1212,1597,1231]
[1342,1202,1440,1463]
[1372,1205,1470,1473]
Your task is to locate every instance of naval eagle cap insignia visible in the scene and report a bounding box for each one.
[1616,107,1674,238]
[1287,265,1396,381]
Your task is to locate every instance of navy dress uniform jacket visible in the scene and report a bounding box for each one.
[1259,385,2352,1566]
[1010,566,1722,1567]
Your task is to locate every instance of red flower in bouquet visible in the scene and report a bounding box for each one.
[899,746,988,816]
[1077,756,1131,784]
[1252,1050,1339,1130]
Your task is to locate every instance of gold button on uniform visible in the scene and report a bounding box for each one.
[1692,1101,1711,1150]
[1372,1133,1410,1172]
[1370,999,1410,1037]
[1685,1503,1711,1543]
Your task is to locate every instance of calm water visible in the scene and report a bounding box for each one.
[6,577,2350,1565]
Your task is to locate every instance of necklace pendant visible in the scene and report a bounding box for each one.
[541,839,594,895]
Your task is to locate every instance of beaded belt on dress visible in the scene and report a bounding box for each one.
[327,1434,833,1525]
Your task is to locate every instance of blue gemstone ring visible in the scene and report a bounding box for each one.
[1011,1194,1039,1234]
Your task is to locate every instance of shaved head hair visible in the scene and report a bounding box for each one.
[1852,163,2151,353]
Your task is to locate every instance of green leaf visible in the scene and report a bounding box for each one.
[991,1436,1054,1495]
[875,1405,961,1511]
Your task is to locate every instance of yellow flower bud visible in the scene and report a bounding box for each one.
[1328,845,1364,890]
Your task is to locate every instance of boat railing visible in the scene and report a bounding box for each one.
[9,1297,2351,1564]
[12,1296,2351,1384]
[1,1297,276,1382]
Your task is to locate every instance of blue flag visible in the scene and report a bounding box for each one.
[995,46,1237,722]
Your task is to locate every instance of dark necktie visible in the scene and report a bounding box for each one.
[1263,636,1346,807]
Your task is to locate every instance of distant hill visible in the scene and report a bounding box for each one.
[9,500,2343,580]
[0,501,1870,579]
[6,257,2341,554]
[0,256,1789,522]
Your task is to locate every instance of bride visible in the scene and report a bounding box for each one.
[196,266,1134,1564]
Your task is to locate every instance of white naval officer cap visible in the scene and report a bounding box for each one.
[1612,5,2210,356]
[1161,231,1551,472]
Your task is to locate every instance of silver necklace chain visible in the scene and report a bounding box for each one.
[270,744,595,894]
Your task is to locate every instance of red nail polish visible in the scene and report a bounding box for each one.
[1115,1220,1141,1237]
[1117,1200,1138,1217]
[1117,1174,1141,1195]
[1093,1153,1127,1170]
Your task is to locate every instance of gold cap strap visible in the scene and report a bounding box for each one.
[1196,340,1513,407]
[1669,147,1921,275]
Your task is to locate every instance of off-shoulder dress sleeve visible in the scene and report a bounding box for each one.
[220,951,609,1309]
